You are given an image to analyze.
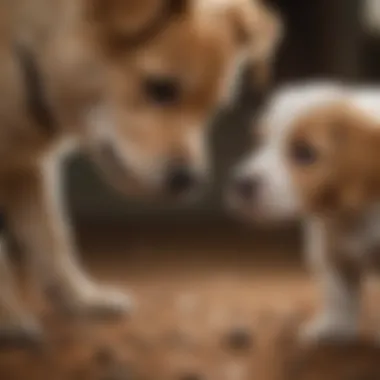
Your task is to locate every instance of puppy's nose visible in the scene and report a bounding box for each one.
[165,164,197,196]
[234,177,259,201]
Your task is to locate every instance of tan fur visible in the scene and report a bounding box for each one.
[231,91,380,342]
[287,103,380,217]
[0,0,282,342]
[286,103,380,342]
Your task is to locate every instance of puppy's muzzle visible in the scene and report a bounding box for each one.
[231,175,260,203]
[164,162,200,197]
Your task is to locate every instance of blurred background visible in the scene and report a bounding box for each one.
[67,0,380,230]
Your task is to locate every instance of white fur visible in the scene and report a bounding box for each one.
[301,218,361,342]
[185,127,209,174]
[234,81,380,221]
[86,105,162,188]
[350,89,380,122]
[222,51,249,107]
[84,49,250,193]
[232,81,380,342]
[233,144,300,221]
[364,0,380,35]
[232,82,346,221]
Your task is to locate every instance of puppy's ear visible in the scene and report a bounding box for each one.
[85,0,191,51]
[87,0,190,22]
[330,103,378,144]
[229,0,283,89]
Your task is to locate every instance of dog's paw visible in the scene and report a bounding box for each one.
[298,316,359,345]
[0,317,43,349]
[49,283,133,319]
[80,287,134,318]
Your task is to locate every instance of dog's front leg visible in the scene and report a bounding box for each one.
[299,218,362,343]
[0,234,42,346]
[4,161,132,319]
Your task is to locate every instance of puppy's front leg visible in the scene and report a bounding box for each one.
[4,161,132,318]
[0,235,42,345]
[300,218,362,343]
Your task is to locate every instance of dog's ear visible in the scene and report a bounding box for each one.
[88,0,190,18]
[228,0,283,89]
[85,0,191,51]
[87,0,190,21]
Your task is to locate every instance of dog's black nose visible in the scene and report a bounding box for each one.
[234,177,259,200]
[165,165,197,196]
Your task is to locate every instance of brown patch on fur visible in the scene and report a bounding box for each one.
[1,0,282,195]
[86,0,190,53]
[286,102,380,217]
[83,0,283,192]
[237,0,283,88]
[0,0,282,340]
[88,0,283,86]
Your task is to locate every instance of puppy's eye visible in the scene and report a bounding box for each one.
[289,141,318,165]
[144,77,180,105]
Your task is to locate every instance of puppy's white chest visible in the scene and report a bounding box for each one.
[339,206,380,261]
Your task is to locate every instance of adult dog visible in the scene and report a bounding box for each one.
[0,0,282,343]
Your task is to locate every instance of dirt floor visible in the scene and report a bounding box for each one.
[1,223,380,380]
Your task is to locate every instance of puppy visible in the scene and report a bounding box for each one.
[229,82,380,343]
[0,0,282,343]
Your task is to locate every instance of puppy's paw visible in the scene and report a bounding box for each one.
[79,286,134,318]
[298,316,359,345]
[49,283,133,319]
[0,317,43,349]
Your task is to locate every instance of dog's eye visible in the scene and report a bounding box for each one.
[289,141,318,165]
[144,77,180,105]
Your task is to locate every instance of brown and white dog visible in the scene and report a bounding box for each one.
[229,82,380,343]
[0,0,282,343]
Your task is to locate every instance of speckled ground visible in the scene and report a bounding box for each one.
[0,225,380,380]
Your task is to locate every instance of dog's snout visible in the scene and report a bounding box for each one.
[233,176,260,201]
[165,164,197,196]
